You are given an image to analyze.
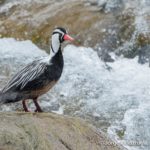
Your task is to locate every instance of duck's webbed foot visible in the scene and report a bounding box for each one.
[33,98,43,112]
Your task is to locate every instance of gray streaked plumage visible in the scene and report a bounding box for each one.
[2,58,49,93]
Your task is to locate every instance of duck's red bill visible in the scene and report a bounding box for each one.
[63,34,74,41]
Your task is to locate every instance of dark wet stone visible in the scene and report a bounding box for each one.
[138,45,150,65]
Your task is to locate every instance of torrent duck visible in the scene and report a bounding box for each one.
[0,27,74,112]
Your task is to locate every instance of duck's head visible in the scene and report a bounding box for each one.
[50,27,74,54]
[52,27,74,43]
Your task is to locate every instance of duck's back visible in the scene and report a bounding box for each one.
[0,50,64,103]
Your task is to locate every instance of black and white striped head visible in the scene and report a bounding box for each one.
[52,27,74,43]
[51,27,74,54]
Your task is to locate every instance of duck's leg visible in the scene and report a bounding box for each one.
[33,98,43,112]
[22,100,30,112]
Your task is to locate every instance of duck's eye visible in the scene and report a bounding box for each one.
[59,34,64,42]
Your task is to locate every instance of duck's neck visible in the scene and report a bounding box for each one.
[49,42,61,59]
[50,45,64,68]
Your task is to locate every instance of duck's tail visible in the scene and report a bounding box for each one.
[0,92,20,104]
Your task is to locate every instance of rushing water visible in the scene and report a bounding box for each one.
[0,38,150,150]
[0,0,150,150]
[96,0,150,149]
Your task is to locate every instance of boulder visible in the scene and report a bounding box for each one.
[0,112,125,150]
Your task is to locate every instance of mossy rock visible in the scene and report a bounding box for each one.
[136,33,150,47]
[0,112,125,150]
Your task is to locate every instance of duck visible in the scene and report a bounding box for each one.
[0,27,74,112]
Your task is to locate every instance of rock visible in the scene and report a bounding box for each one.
[138,45,150,65]
[0,0,5,5]
[0,0,133,52]
[0,0,104,50]
[0,112,125,150]
[97,0,124,12]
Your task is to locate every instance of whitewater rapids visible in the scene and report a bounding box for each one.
[0,38,150,150]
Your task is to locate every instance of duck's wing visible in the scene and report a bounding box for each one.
[2,59,49,93]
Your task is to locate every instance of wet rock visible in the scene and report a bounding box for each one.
[97,49,115,62]
[138,45,150,65]
[0,112,125,150]
[0,0,5,5]
[97,0,124,13]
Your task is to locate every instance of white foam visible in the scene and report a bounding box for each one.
[0,38,47,59]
